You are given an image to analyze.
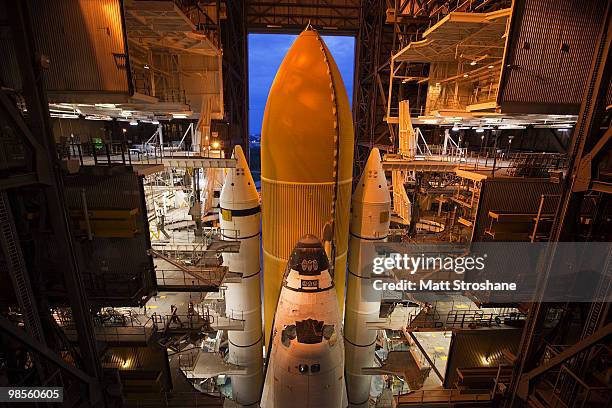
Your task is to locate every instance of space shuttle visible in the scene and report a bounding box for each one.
[261,235,347,408]
[217,25,390,408]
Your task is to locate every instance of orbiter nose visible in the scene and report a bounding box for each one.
[352,148,389,205]
[288,234,330,276]
[220,145,259,210]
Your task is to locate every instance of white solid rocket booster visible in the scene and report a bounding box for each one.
[219,145,263,407]
[261,235,346,408]
[344,148,391,407]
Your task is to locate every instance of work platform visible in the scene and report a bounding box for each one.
[393,9,510,64]
[367,294,525,332]
[382,154,503,176]
[363,350,429,390]
[136,156,236,169]
[151,228,241,292]
[71,148,237,170]
[184,352,246,379]
[152,241,240,253]
[60,309,244,346]
[63,325,154,346]
[396,388,492,405]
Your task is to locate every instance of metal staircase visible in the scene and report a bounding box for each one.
[0,190,45,344]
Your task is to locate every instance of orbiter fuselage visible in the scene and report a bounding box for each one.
[261,235,346,408]
[219,26,390,408]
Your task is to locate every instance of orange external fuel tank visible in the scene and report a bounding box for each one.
[260,26,354,345]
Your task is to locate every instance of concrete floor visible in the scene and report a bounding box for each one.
[412,331,452,388]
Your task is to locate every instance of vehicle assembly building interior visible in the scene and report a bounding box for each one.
[0,1,611,407]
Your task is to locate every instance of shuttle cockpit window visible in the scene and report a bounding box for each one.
[296,318,324,344]
[322,324,335,340]
[281,324,297,347]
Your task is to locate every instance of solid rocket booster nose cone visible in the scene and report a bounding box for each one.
[232,144,245,160]
[363,147,382,173]
[230,145,250,172]
[353,148,390,204]
[220,145,259,208]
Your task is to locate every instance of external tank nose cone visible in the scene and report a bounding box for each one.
[353,148,390,204]
[261,27,353,183]
[289,235,330,276]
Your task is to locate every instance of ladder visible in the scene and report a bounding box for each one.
[0,191,45,345]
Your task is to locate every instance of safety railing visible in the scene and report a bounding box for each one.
[385,149,568,177]
[150,226,239,255]
[396,388,493,404]
[54,306,224,342]
[137,144,225,163]
[53,308,158,344]
[57,141,134,166]
[546,364,612,408]
[58,140,229,168]
[156,269,222,289]
[446,309,526,329]
[407,304,443,329]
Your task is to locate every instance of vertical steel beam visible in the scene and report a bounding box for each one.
[221,0,249,158]
[508,1,612,405]
[5,1,104,403]
[353,0,386,179]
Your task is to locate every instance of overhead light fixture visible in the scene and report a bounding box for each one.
[151,120,159,125]
[533,123,574,129]
[211,141,220,149]
[85,115,111,121]
[488,65,494,69]
[558,128,569,132]
[499,125,526,130]
[144,64,150,70]
[463,74,469,78]
[172,114,188,119]
[50,113,79,119]
[470,61,476,66]
[129,120,138,126]
[435,82,440,86]
[475,128,485,133]
[452,124,460,131]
